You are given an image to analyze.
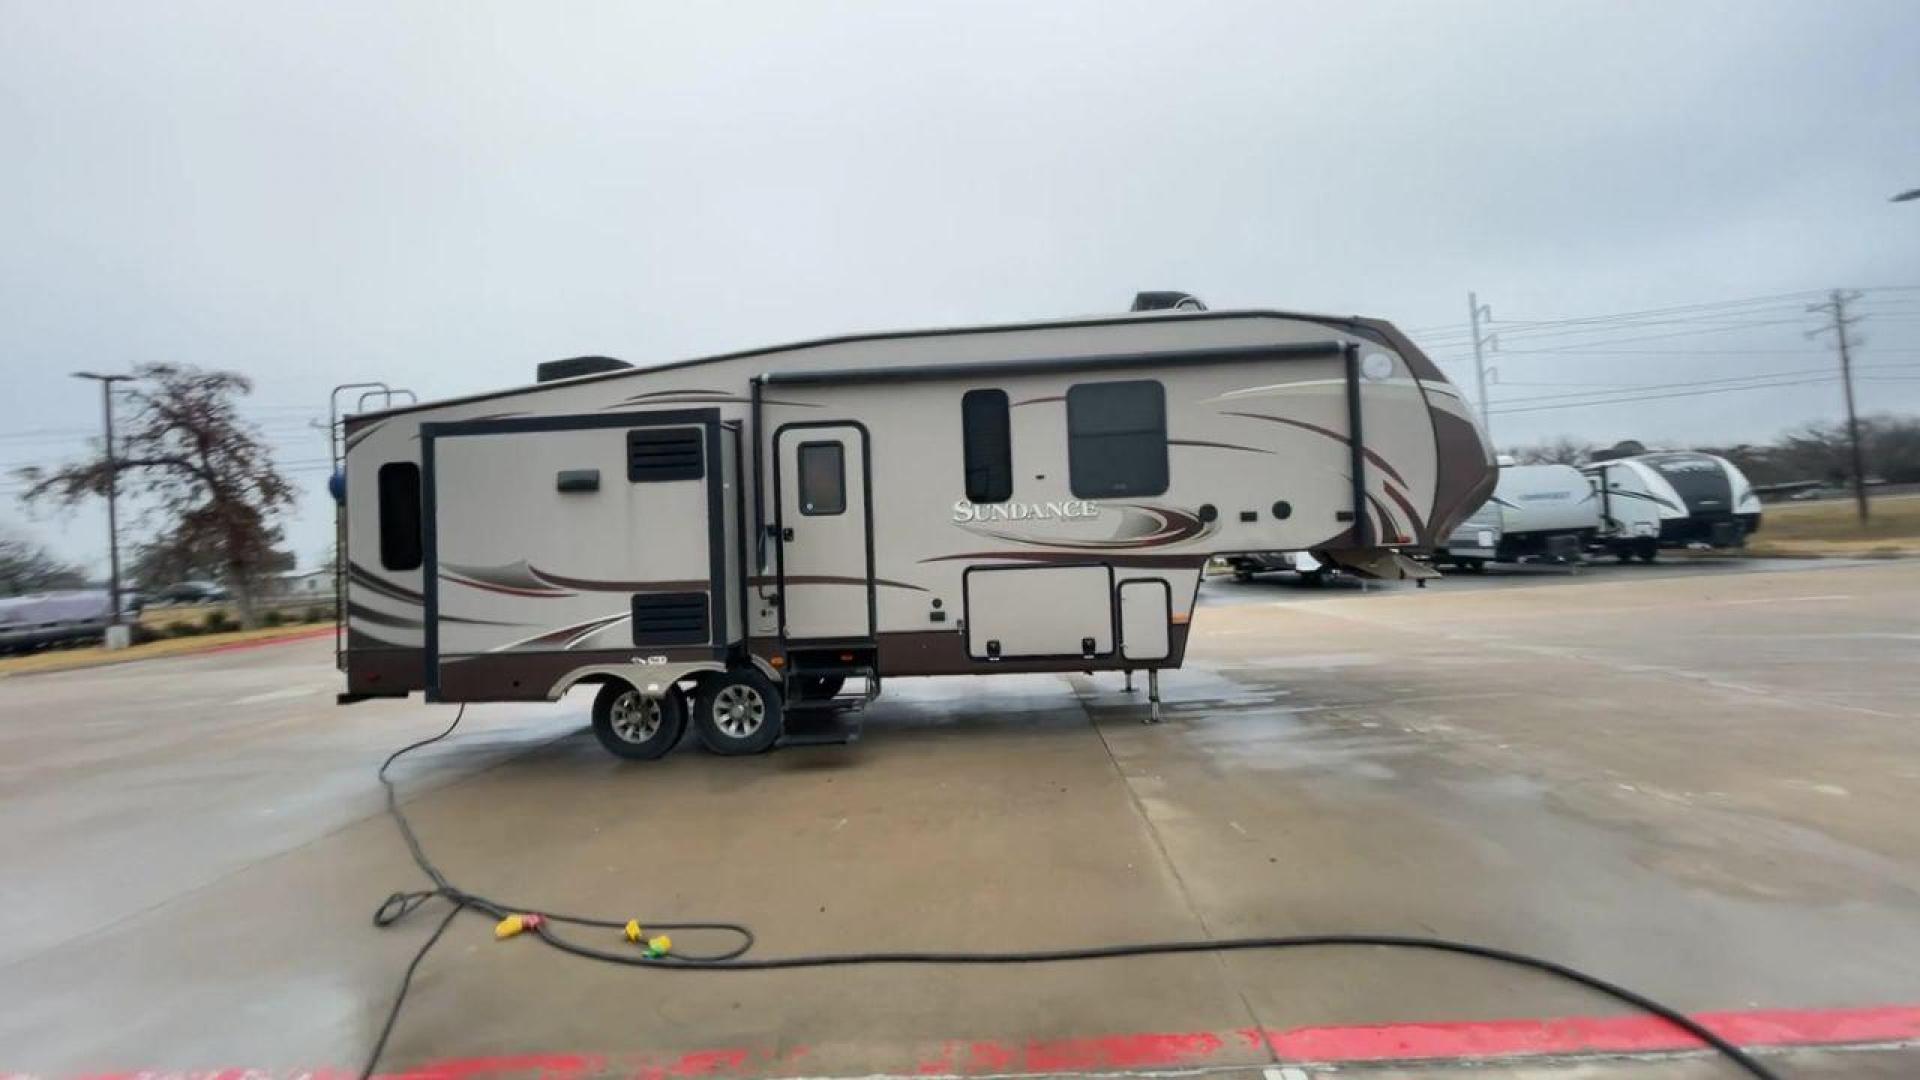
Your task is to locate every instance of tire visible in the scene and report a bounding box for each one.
[1614,548,1633,564]
[591,681,686,761]
[1636,540,1658,564]
[693,667,785,755]
[1232,570,1254,582]
[795,674,845,701]
[1460,559,1486,573]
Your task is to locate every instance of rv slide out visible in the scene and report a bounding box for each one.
[337,300,1496,758]
[1582,452,1761,561]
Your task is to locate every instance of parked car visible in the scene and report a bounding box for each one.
[0,590,115,653]
[155,580,228,604]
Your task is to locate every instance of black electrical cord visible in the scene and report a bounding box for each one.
[365,708,1784,1080]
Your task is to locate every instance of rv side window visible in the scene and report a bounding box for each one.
[1065,380,1168,498]
[797,441,845,516]
[961,388,1013,503]
[377,462,423,571]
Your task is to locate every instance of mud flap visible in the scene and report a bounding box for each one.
[1321,548,1441,581]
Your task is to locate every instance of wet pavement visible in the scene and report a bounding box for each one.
[1,559,1917,1078]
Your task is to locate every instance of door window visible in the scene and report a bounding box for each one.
[797,441,846,515]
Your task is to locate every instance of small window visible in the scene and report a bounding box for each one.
[961,388,1013,503]
[797,441,845,515]
[1066,380,1168,498]
[377,462,423,571]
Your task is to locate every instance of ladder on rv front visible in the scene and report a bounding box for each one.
[327,382,415,672]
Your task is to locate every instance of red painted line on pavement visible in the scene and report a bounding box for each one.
[20,1002,1920,1080]
[1261,1002,1920,1062]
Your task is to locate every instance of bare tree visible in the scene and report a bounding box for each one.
[0,527,87,596]
[1586,438,1648,463]
[16,364,295,627]
[1507,436,1596,466]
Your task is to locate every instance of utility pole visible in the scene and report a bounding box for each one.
[71,371,134,639]
[1807,291,1869,522]
[1467,291,1496,439]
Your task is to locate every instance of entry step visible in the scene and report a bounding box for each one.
[778,711,863,748]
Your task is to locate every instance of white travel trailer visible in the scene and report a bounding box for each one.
[1581,452,1761,561]
[336,300,1496,758]
[1440,463,1600,569]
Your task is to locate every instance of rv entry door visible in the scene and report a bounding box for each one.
[775,424,874,641]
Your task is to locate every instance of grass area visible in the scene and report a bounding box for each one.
[1748,493,1920,557]
[0,623,332,678]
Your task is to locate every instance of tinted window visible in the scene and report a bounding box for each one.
[797,441,845,515]
[1066,380,1168,498]
[377,462,423,571]
[961,388,1013,503]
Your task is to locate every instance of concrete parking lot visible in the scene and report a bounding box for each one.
[3,560,1918,1078]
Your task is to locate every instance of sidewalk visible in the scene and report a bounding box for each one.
[0,623,332,678]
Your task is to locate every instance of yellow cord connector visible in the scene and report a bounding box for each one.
[494,913,545,939]
[624,919,644,943]
[646,934,672,958]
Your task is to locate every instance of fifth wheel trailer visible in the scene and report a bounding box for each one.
[1582,452,1761,561]
[335,300,1497,759]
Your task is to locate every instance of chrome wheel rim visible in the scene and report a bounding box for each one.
[712,684,765,738]
[608,691,663,744]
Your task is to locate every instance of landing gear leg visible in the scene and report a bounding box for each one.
[1146,668,1161,725]
[1124,669,1135,693]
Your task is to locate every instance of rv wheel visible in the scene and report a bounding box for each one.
[694,668,785,755]
[1636,542,1658,564]
[592,681,687,761]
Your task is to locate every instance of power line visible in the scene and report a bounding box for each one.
[1488,369,1835,405]
[1488,376,1835,416]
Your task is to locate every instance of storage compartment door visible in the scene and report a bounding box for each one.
[965,564,1114,660]
[427,416,725,700]
[1117,579,1171,662]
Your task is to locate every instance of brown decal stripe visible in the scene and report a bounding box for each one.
[488,612,633,653]
[748,574,929,592]
[348,602,421,630]
[920,551,1210,569]
[349,562,424,605]
[1167,438,1274,455]
[1381,482,1428,544]
[602,395,819,410]
[1427,410,1498,539]
[1220,411,1409,487]
[436,648,720,702]
[408,411,528,439]
[1010,394,1064,407]
[343,420,386,452]
[1365,493,1409,544]
[623,388,728,400]
[529,569,710,593]
[440,573,574,598]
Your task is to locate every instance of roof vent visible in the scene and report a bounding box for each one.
[537,355,632,383]
[1130,291,1208,312]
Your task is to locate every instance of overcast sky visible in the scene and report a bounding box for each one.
[4,0,1918,574]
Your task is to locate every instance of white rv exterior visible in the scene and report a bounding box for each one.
[1581,452,1761,561]
[1442,464,1599,567]
[338,306,1495,757]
